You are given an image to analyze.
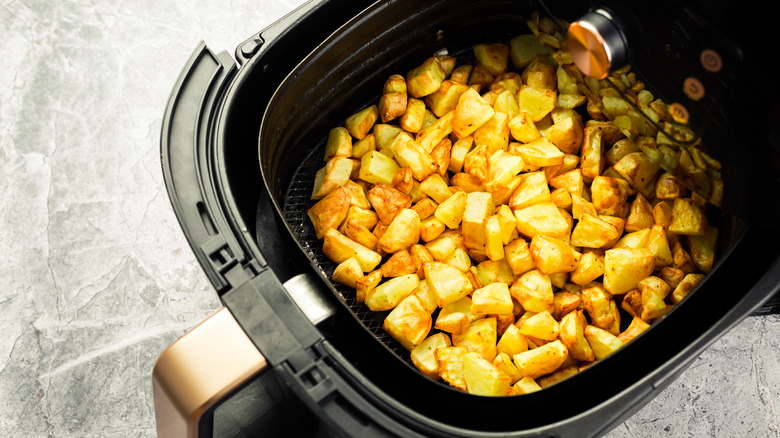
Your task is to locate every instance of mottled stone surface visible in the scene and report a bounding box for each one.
[0,1,778,437]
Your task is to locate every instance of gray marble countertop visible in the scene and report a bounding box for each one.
[1,1,778,437]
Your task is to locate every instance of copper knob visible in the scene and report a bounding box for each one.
[567,9,629,79]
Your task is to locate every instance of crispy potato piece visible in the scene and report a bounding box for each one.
[671,273,705,304]
[412,279,438,313]
[637,276,671,321]
[512,339,568,380]
[580,125,604,180]
[518,310,560,341]
[424,261,474,307]
[472,282,514,315]
[425,80,471,118]
[514,202,572,239]
[517,85,557,122]
[508,112,542,143]
[368,184,412,225]
[308,186,350,239]
[514,137,565,168]
[559,310,595,362]
[510,34,550,69]
[462,191,496,250]
[687,226,718,273]
[583,325,623,360]
[377,208,421,253]
[311,156,355,200]
[453,317,498,361]
[474,112,511,154]
[509,171,550,210]
[406,56,447,98]
[474,43,510,76]
[436,346,468,390]
[411,333,452,380]
[359,151,400,186]
[549,169,584,198]
[381,249,417,278]
[546,115,584,155]
[618,316,650,343]
[669,197,708,236]
[504,237,537,276]
[463,351,512,396]
[383,294,432,351]
[322,228,382,273]
[435,190,467,229]
[570,250,605,286]
[332,257,363,289]
[521,55,556,90]
[493,352,522,385]
[453,88,496,139]
[553,291,582,320]
[581,285,615,330]
[603,248,656,294]
[355,269,382,303]
[389,132,438,181]
[529,235,579,275]
[323,126,353,162]
[365,273,420,311]
[342,217,379,250]
[497,323,529,357]
[511,376,542,394]
[510,269,554,314]
[590,176,629,216]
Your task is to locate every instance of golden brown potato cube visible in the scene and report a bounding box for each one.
[463,351,512,396]
[418,173,452,205]
[377,208,421,253]
[453,317,498,362]
[529,235,578,275]
[436,346,468,390]
[382,74,407,94]
[645,224,673,268]
[517,310,559,341]
[515,137,565,168]
[570,250,605,286]
[637,276,670,321]
[687,226,718,273]
[553,290,582,320]
[546,115,584,155]
[311,155,354,200]
[355,269,382,304]
[372,124,404,152]
[425,231,463,261]
[558,310,595,362]
[434,190,467,229]
[322,228,382,273]
[613,152,661,190]
[624,193,654,232]
[511,376,542,394]
[486,149,524,191]
[308,186,350,239]
[504,237,537,276]
[462,191,496,250]
[473,43,510,76]
[448,137,474,174]
[497,323,529,357]
[581,285,615,330]
[323,126,352,162]
[514,202,572,240]
[493,89,521,118]
[352,133,376,159]
[620,289,642,318]
[444,247,472,272]
[605,138,639,166]
[671,272,705,304]
[612,228,651,250]
[464,144,489,182]
[332,257,363,289]
[669,197,708,236]
[367,183,412,225]
[481,214,504,261]
[468,63,495,87]
[493,351,522,384]
[583,325,623,360]
[365,273,420,312]
[521,55,556,90]
[508,171,550,210]
[510,269,554,314]
[657,266,685,291]
[411,198,438,221]
[342,217,379,250]
[424,261,474,307]
[413,279,438,313]
[512,339,568,380]
[603,247,656,294]
[420,216,445,243]
[431,138,452,176]
[510,34,550,69]
[474,112,511,154]
[655,172,685,200]
[399,98,427,134]
[450,64,473,84]
[475,259,516,287]
[517,85,557,122]
[406,56,446,98]
[435,311,471,335]
[418,111,455,153]
[453,87,496,139]
[618,316,650,344]
[411,333,451,380]
[381,249,417,278]
[378,92,407,123]
[450,172,485,193]
[580,125,604,180]
[671,241,697,274]
[384,294,432,351]
[359,150,400,186]
[590,176,629,216]
[549,169,584,198]
[345,105,379,140]
[425,80,471,118]
[388,132,437,182]
[472,282,514,315]
[537,365,580,388]
[409,243,434,279]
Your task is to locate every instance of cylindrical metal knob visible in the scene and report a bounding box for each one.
[567,9,629,79]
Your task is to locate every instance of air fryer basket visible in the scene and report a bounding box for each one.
[212,0,780,434]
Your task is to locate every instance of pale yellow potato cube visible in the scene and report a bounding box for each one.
[453,87,496,139]
[463,351,512,396]
[323,126,352,161]
[514,137,565,168]
[474,111,511,154]
[509,269,554,314]
[462,191,496,250]
[452,317,498,361]
[411,333,452,380]
[311,156,355,200]
[448,136,474,173]
[474,43,510,76]
[377,208,421,254]
[472,282,513,315]
[512,339,568,380]
[436,346,468,390]
[423,261,474,307]
[583,325,623,360]
[511,376,542,394]
[570,250,605,286]
[529,235,579,275]
[559,310,595,362]
[493,352,522,384]
[669,197,708,236]
[417,110,453,153]
[591,176,629,216]
[419,173,453,204]
[406,56,446,98]
[434,190,467,229]
[399,98,427,133]
[322,228,382,273]
[483,215,505,261]
[359,150,400,186]
[497,323,529,357]
[517,85,557,122]
[508,171,550,210]
[355,270,382,304]
[504,238,537,276]
[383,294,432,351]
[388,132,437,182]
[603,248,656,294]
[412,279,438,314]
[517,310,559,341]
[424,79,471,118]
[514,202,572,240]
[365,273,420,312]
[332,257,363,289]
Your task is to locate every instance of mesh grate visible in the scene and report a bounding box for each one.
[282,145,414,362]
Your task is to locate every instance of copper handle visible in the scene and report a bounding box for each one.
[152,307,267,438]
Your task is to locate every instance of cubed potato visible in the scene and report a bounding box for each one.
[493,89,521,118]
[410,198,438,221]
[365,273,420,311]
[462,191,496,250]
[413,279,438,313]
[671,241,697,274]
[473,43,510,76]
[451,172,486,193]
[508,112,542,144]
[425,231,463,260]
[367,183,412,225]
[399,98,427,133]
[474,112,511,154]
[514,202,572,239]
[383,74,407,94]
[406,56,447,98]
[493,352,522,384]
[511,376,542,394]
[514,137,565,168]
[435,311,471,335]
[452,317,498,362]
[424,261,474,307]
[612,152,661,190]
[645,224,673,268]
[521,55,556,90]
[416,112,454,154]
[425,80,471,118]
[372,124,405,152]
[687,226,718,273]
[549,169,584,198]
[580,125,604,180]
[352,133,376,159]
[450,64,473,84]
[383,294,432,351]
[377,208,421,253]
[323,126,352,162]
[463,351,512,396]
[311,156,354,200]
[637,275,671,321]
[590,176,629,216]
[509,269,554,314]
[510,34,550,69]
[529,235,579,275]
[308,186,350,239]
[671,272,705,304]
[553,291,582,320]
[444,247,472,272]
[345,105,379,140]
[355,269,382,304]
[431,138,452,176]
[504,237,537,276]
[507,171,549,211]
[512,339,568,380]
[449,136,474,173]
[537,365,580,388]
[433,190,467,229]
[517,310,559,341]
[468,63,495,87]
[624,193,654,232]
[580,285,615,330]
[612,228,651,250]
[497,323,529,357]
[359,150,400,186]
[517,85,557,122]
[453,87,496,139]
[332,257,363,289]
[411,333,452,380]
[559,310,595,362]
[419,173,453,204]
[655,172,685,200]
[669,197,708,236]
[322,228,382,273]
[420,216,446,242]
[388,132,438,181]
[570,250,605,285]
[475,259,516,286]
[603,248,656,294]
[381,249,417,278]
[482,214,504,261]
[342,217,379,250]
[617,316,650,343]
[378,92,407,123]
[583,325,623,360]
[472,282,514,315]
[546,115,584,155]
[436,346,468,390]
